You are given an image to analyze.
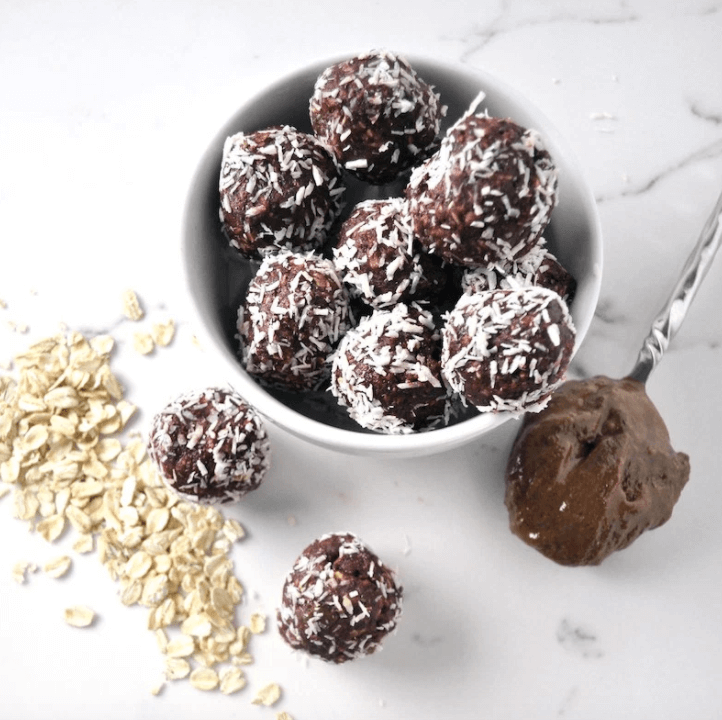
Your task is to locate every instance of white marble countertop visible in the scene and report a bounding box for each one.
[1,2,721,719]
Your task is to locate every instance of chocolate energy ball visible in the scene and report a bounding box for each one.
[333,197,447,309]
[309,49,446,185]
[219,125,345,257]
[147,387,270,505]
[406,109,558,267]
[441,286,575,414]
[462,247,576,304]
[505,376,691,566]
[277,532,403,663]
[238,250,353,392]
[330,303,451,433]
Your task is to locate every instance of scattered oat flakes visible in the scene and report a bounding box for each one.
[252,682,281,706]
[64,605,95,627]
[73,533,95,554]
[44,555,72,579]
[222,518,245,543]
[232,651,254,666]
[249,612,266,634]
[0,298,6,308]
[0,484,11,501]
[237,625,251,647]
[37,514,66,542]
[0,330,269,698]
[133,332,154,355]
[155,628,169,652]
[150,680,165,696]
[181,613,213,638]
[220,666,247,695]
[121,289,144,321]
[165,657,191,680]
[151,319,175,347]
[189,667,219,691]
[11,560,37,584]
[276,713,294,720]
[166,635,196,658]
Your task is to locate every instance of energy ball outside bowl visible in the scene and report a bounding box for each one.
[219,125,346,258]
[332,197,448,309]
[147,387,270,505]
[309,49,446,185]
[277,532,403,663]
[330,303,451,433]
[238,249,353,392]
[407,111,558,268]
[441,286,575,414]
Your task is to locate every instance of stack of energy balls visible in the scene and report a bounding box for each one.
[221,49,577,436]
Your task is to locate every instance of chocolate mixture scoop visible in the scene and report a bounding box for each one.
[504,189,722,566]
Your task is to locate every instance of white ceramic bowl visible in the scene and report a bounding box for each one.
[182,55,603,458]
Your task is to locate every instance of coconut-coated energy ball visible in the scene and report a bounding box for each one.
[219,125,345,258]
[238,250,353,392]
[441,286,575,414]
[277,532,403,663]
[147,387,270,504]
[332,197,447,309]
[330,303,451,433]
[309,49,446,185]
[406,109,558,268]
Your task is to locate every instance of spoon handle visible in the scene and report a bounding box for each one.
[629,188,722,384]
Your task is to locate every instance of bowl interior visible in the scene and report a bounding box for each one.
[183,56,603,456]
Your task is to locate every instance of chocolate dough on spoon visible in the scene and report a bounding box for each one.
[504,189,722,566]
[504,375,689,566]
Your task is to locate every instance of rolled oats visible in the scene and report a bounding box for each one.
[189,667,219,691]
[72,533,94,554]
[64,605,95,628]
[220,666,246,695]
[1,331,266,698]
[12,560,37,584]
[252,682,281,706]
[37,514,66,542]
[166,635,195,658]
[165,657,190,680]
[151,320,175,347]
[249,612,267,634]
[43,555,72,579]
[133,332,155,356]
[121,290,144,321]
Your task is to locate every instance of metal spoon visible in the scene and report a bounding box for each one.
[628,188,722,383]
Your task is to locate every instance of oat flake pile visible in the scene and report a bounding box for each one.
[0,330,282,706]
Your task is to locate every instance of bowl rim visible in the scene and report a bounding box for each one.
[182,53,603,457]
